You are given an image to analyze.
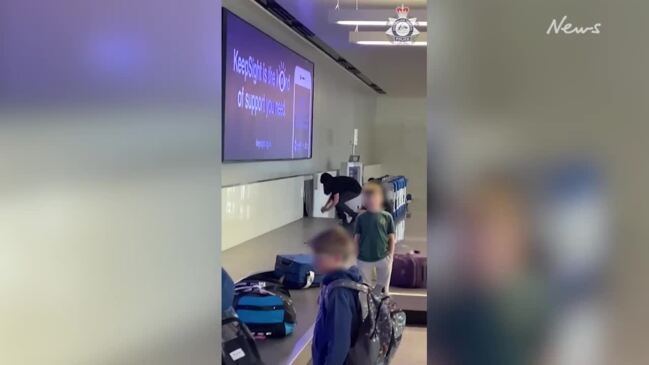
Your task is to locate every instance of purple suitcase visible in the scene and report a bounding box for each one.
[390,250,427,288]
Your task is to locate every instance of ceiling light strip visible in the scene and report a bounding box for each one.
[252,0,386,94]
[355,41,427,46]
[337,20,428,27]
[349,31,428,46]
[329,9,427,27]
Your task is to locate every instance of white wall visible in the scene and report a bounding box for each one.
[372,97,427,201]
[222,0,378,186]
[0,1,222,364]
[222,177,304,250]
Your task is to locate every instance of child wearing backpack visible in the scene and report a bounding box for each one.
[310,226,407,364]
[354,182,397,294]
[310,227,363,365]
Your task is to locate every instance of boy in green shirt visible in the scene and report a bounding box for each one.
[354,182,396,294]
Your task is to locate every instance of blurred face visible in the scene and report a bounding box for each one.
[314,252,345,274]
[461,187,529,287]
[363,190,383,211]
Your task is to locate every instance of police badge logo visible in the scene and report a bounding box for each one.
[386,5,420,44]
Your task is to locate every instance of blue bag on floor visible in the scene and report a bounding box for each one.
[274,254,323,289]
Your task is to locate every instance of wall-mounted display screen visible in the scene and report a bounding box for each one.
[222,9,314,162]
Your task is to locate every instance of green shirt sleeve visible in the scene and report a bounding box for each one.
[386,213,396,234]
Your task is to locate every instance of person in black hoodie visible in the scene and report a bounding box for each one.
[320,173,362,225]
[309,227,363,365]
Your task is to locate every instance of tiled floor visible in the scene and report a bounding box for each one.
[393,326,427,365]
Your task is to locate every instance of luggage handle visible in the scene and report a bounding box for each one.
[278,258,293,267]
[302,271,315,289]
[277,256,311,268]
[420,264,427,286]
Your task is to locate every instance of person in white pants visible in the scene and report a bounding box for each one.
[357,256,394,294]
[354,182,396,294]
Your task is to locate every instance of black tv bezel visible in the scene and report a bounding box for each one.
[221,8,315,163]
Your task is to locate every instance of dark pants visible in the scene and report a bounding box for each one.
[335,191,360,220]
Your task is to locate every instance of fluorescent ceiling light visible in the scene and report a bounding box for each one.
[337,20,428,27]
[337,20,388,26]
[349,31,427,46]
[330,9,427,27]
[355,40,427,46]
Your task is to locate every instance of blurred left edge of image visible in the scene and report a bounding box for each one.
[0,0,223,364]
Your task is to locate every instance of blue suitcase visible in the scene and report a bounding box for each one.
[274,254,323,289]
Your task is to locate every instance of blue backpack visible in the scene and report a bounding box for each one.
[234,280,296,338]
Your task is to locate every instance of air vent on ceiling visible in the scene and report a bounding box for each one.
[337,58,352,68]
[265,2,293,22]
[292,23,315,38]
[252,0,384,94]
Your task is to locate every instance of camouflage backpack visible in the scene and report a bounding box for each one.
[325,280,407,364]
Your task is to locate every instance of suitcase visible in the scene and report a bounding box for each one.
[395,176,408,217]
[274,254,323,289]
[233,280,296,338]
[390,250,426,288]
[378,176,408,219]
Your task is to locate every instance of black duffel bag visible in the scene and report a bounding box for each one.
[222,309,266,365]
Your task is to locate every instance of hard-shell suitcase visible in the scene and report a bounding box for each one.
[390,250,426,288]
[380,175,408,219]
[274,254,323,289]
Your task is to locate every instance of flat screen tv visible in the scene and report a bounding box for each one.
[222,9,314,162]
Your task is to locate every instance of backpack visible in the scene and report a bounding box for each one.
[234,280,297,338]
[222,309,266,365]
[325,280,407,364]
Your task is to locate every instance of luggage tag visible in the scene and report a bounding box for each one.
[229,348,246,361]
[234,281,273,295]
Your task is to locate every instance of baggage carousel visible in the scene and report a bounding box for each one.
[223,218,337,365]
[390,202,428,313]
[222,202,427,364]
